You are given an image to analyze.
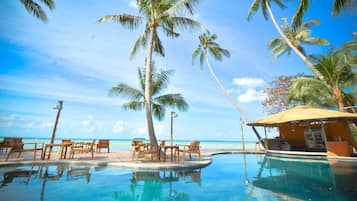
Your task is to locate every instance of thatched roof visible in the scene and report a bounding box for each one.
[247,105,357,127]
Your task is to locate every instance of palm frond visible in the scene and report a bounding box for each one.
[97,14,144,30]
[170,17,204,31]
[20,0,48,22]
[152,103,165,121]
[154,94,189,111]
[39,0,55,9]
[291,0,309,29]
[199,52,204,68]
[152,28,165,56]
[130,24,150,59]
[109,83,144,100]
[163,0,200,16]
[152,68,174,96]
[247,0,261,21]
[332,0,355,15]
[123,101,144,111]
[192,46,201,65]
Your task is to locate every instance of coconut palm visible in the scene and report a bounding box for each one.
[247,0,325,80]
[288,50,356,112]
[110,65,189,127]
[268,18,329,61]
[20,0,55,23]
[291,0,356,29]
[98,0,201,147]
[192,31,250,122]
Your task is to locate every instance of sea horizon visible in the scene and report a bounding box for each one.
[1,136,258,151]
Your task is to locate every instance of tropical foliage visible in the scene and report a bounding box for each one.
[192,31,250,121]
[98,0,201,146]
[291,0,357,29]
[288,49,357,112]
[268,18,329,61]
[109,65,189,122]
[20,0,55,23]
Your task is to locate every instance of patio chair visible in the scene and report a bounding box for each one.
[131,141,159,161]
[69,140,95,160]
[178,141,201,161]
[96,139,110,153]
[0,137,20,152]
[5,138,44,161]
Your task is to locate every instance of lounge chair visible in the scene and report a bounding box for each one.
[178,141,201,161]
[96,139,110,153]
[69,140,95,160]
[5,138,44,161]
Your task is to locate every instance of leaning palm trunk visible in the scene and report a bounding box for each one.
[145,26,158,148]
[204,51,266,147]
[265,1,324,81]
[204,51,250,122]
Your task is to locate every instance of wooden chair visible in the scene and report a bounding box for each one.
[1,137,22,152]
[69,140,96,160]
[178,141,201,161]
[96,139,110,153]
[131,141,159,161]
[5,138,44,161]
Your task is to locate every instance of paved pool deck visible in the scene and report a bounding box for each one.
[0,149,265,170]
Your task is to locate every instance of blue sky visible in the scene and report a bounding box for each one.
[0,0,356,141]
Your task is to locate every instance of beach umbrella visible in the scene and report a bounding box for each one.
[170,111,178,146]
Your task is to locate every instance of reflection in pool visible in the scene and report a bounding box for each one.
[0,154,356,201]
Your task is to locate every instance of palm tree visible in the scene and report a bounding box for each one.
[98,0,201,147]
[247,0,325,80]
[268,18,329,61]
[20,0,55,23]
[288,50,356,112]
[109,65,189,134]
[291,0,356,29]
[192,31,250,122]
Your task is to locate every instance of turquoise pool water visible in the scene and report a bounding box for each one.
[0,154,356,201]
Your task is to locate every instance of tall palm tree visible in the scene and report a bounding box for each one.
[98,0,201,147]
[288,50,356,112]
[20,0,55,23]
[291,0,356,29]
[109,66,189,133]
[192,31,250,122]
[268,18,329,61]
[247,0,325,80]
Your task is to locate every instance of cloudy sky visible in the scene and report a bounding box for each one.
[0,0,356,141]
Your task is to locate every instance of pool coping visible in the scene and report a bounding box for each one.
[0,150,265,170]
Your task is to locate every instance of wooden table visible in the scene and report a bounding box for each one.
[159,145,180,162]
[42,143,72,160]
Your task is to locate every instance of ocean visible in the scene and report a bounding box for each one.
[5,137,259,151]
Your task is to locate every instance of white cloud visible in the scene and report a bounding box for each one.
[232,77,265,88]
[112,120,125,133]
[129,1,138,8]
[238,88,265,103]
[80,116,96,133]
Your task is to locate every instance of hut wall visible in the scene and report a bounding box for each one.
[278,125,320,148]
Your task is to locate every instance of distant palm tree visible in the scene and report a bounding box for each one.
[192,31,250,122]
[98,0,201,147]
[20,0,55,23]
[110,65,188,124]
[269,18,329,61]
[291,0,356,29]
[288,50,356,112]
[247,0,325,80]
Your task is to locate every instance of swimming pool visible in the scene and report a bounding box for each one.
[0,154,356,201]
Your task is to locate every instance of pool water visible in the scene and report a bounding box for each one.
[0,154,356,201]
